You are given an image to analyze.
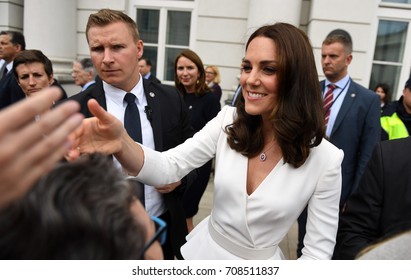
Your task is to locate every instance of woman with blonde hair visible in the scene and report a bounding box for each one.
[205,65,222,101]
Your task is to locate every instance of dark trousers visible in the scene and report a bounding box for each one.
[159,211,175,260]
[296,206,308,258]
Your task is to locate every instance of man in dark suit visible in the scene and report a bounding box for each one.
[0,31,25,109]
[138,57,161,84]
[297,29,381,257]
[0,31,67,109]
[66,9,195,260]
[333,137,411,259]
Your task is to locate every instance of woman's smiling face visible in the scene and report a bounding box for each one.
[240,36,279,119]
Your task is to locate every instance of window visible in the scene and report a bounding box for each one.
[137,9,160,77]
[164,10,191,81]
[134,1,194,83]
[370,20,408,98]
[382,0,411,4]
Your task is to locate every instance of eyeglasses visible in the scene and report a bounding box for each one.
[139,216,167,258]
[205,71,215,75]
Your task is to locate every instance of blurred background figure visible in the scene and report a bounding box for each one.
[205,65,222,101]
[12,49,55,98]
[0,31,25,83]
[175,49,221,232]
[380,76,411,141]
[72,58,97,91]
[374,82,391,111]
[138,57,161,83]
[0,31,26,109]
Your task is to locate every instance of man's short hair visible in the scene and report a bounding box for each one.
[13,49,53,78]
[323,29,353,54]
[140,57,152,67]
[79,58,94,71]
[78,58,96,78]
[86,9,140,42]
[0,31,26,51]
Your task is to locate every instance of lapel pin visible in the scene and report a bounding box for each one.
[351,93,356,98]
[149,92,155,98]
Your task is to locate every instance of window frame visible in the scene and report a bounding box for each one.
[368,4,411,100]
[128,0,197,84]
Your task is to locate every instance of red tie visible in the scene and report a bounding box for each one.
[323,84,336,126]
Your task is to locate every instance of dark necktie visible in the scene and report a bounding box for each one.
[0,66,8,81]
[124,93,142,143]
[323,84,336,126]
[124,93,145,206]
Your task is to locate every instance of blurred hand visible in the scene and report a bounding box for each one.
[0,87,83,208]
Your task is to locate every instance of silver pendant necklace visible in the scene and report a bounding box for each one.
[259,141,275,161]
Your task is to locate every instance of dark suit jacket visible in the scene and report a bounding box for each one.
[320,79,381,206]
[333,137,411,259]
[0,72,67,110]
[146,73,161,84]
[67,78,195,259]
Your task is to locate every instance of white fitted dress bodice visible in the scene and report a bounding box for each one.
[138,106,343,259]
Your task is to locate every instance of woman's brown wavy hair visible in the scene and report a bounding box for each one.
[225,23,325,168]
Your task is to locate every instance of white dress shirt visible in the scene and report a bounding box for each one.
[103,75,165,216]
[324,74,351,138]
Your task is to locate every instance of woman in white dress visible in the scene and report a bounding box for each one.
[69,23,343,260]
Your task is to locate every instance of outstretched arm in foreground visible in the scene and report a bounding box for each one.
[0,87,83,208]
[68,98,145,176]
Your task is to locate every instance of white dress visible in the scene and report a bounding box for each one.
[137,106,344,260]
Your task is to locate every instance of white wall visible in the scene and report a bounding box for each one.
[196,0,249,104]
[308,0,380,86]
[24,0,76,81]
[0,0,23,32]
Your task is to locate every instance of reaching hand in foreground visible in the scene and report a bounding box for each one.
[0,87,83,208]
[68,99,144,176]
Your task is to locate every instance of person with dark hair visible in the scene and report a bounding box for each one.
[174,49,220,232]
[138,57,161,83]
[0,31,25,81]
[380,76,411,140]
[12,49,55,97]
[0,31,26,107]
[66,9,196,260]
[0,87,83,209]
[374,82,391,110]
[0,153,164,260]
[297,28,380,257]
[68,22,343,260]
[0,31,67,109]
[72,58,97,91]
[333,137,411,259]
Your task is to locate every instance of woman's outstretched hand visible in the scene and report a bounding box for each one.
[67,99,125,160]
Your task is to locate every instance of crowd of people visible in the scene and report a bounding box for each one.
[0,8,410,260]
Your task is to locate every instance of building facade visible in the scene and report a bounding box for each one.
[1,0,410,102]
